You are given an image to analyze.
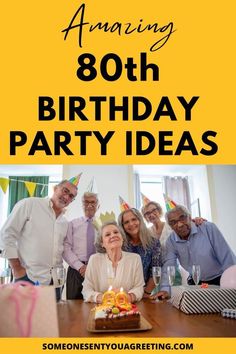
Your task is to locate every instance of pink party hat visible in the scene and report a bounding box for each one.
[68,173,82,187]
[141,193,151,206]
[163,193,177,211]
[119,196,131,212]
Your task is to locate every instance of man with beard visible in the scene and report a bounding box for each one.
[0,178,78,298]
[155,205,236,299]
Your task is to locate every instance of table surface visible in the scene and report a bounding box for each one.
[57,299,236,337]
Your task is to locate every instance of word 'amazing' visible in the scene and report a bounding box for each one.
[62,3,175,52]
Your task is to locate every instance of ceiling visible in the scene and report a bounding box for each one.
[0,164,202,178]
[0,165,63,177]
[133,164,201,176]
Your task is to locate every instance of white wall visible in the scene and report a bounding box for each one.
[63,165,133,221]
[207,165,236,252]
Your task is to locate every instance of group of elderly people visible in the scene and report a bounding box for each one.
[82,202,236,303]
[1,177,235,303]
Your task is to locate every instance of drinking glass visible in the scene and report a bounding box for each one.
[167,266,176,286]
[54,266,66,287]
[192,265,201,285]
[54,266,66,302]
[152,266,161,302]
[0,267,11,284]
[107,265,115,288]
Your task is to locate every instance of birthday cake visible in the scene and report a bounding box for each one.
[94,289,140,330]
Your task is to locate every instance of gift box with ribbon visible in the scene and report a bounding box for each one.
[170,285,236,314]
[0,281,59,337]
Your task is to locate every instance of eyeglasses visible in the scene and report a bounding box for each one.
[168,214,188,227]
[83,200,97,206]
[144,208,158,218]
[61,187,76,201]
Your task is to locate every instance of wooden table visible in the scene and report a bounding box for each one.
[57,299,236,337]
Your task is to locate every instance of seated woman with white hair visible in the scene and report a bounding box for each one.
[82,221,145,303]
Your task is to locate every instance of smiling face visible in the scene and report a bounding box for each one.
[51,181,77,212]
[168,210,192,239]
[143,203,161,224]
[122,210,140,239]
[101,224,123,252]
[83,194,99,218]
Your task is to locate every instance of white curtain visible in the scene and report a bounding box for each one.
[134,173,141,209]
[163,176,191,212]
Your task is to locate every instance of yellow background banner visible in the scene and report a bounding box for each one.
[1,338,236,354]
[1,0,235,163]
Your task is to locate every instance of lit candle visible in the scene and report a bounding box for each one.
[115,287,129,307]
[102,286,116,306]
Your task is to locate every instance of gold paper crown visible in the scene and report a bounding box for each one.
[93,211,116,231]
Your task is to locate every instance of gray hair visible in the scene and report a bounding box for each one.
[82,192,98,202]
[95,221,127,253]
[141,201,163,219]
[56,179,78,189]
[165,205,191,223]
[118,208,154,249]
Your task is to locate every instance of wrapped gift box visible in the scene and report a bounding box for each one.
[0,283,59,337]
[170,285,236,314]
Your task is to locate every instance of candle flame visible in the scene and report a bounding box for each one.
[108,285,113,291]
[120,287,123,292]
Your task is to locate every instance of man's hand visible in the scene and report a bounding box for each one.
[79,265,87,277]
[150,290,170,301]
[9,258,26,279]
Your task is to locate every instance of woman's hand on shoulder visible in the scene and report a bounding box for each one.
[192,217,206,226]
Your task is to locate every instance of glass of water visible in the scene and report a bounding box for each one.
[0,267,11,284]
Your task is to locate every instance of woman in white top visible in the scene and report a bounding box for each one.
[142,202,172,249]
[82,221,145,303]
[141,201,182,284]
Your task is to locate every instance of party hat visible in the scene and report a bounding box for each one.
[163,193,177,211]
[93,211,116,231]
[86,177,98,194]
[68,173,82,187]
[119,196,131,212]
[141,193,151,206]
